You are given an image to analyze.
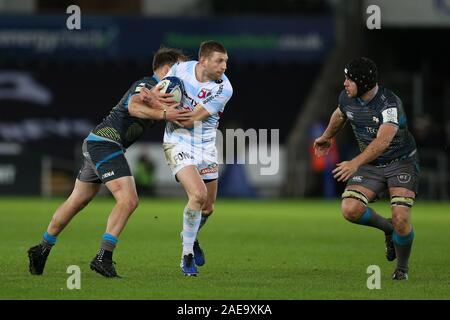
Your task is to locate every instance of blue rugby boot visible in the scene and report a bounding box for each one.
[180,253,198,277]
[193,240,205,267]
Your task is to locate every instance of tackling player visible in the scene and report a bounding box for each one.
[27,48,189,278]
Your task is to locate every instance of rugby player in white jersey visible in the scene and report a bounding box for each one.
[158,40,233,276]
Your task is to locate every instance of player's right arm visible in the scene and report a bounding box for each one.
[313,107,347,157]
[128,86,191,122]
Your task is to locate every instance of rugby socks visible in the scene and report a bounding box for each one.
[198,214,209,231]
[182,207,201,256]
[40,231,57,249]
[97,233,118,261]
[393,228,414,272]
[355,207,393,234]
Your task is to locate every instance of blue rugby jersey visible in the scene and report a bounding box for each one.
[338,86,417,165]
[88,76,158,148]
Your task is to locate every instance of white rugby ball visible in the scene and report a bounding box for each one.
[157,76,184,103]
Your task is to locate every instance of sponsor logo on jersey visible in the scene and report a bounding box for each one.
[198,88,212,99]
[366,126,377,134]
[203,84,224,105]
[181,87,198,110]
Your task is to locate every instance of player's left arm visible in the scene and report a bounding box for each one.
[353,124,398,166]
[178,83,233,128]
[177,104,211,128]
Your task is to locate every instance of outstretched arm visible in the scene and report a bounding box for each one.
[313,107,347,157]
[128,93,191,122]
[138,86,175,109]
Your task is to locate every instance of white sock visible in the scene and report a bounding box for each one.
[182,207,201,256]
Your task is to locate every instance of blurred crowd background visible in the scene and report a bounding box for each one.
[0,0,449,200]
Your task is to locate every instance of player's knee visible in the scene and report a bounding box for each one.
[190,188,207,206]
[341,189,369,222]
[67,196,90,212]
[391,196,413,233]
[118,195,139,213]
[341,199,365,222]
[128,196,139,212]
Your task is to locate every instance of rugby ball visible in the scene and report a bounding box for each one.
[157,76,184,103]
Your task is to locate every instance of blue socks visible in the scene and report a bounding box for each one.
[42,231,57,247]
[101,233,118,252]
[355,207,394,234]
[393,230,415,246]
[393,229,414,272]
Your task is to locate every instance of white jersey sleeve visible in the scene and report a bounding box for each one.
[200,81,233,116]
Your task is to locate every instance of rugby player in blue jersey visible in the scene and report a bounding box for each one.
[314,57,419,280]
[28,48,189,278]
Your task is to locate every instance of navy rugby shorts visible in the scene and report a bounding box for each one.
[77,140,131,184]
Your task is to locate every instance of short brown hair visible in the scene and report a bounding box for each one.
[152,47,188,71]
[198,40,227,59]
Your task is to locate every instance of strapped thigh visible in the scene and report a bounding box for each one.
[342,189,369,206]
[391,196,415,208]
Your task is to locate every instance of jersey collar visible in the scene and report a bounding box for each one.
[152,74,160,83]
[356,86,379,106]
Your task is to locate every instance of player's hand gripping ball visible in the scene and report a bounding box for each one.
[157,76,185,104]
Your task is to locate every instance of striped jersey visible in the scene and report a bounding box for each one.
[338,86,417,165]
[86,76,158,148]
[163,61,233,149]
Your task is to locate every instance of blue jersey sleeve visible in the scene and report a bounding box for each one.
[337,90,348,117]
[130,78,154,95]
[124,78,154,109]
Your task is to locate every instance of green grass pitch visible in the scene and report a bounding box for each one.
[0,197,449,300]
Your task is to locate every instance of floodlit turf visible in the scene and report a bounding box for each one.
[0,197,449,300]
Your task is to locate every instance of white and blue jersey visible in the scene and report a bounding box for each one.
[162,61,233,179]
[163,61,233,149]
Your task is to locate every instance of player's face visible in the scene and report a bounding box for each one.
[344,76,358,98]
[205,52,228,81]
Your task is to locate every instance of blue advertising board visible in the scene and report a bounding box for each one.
[0,14,334,62]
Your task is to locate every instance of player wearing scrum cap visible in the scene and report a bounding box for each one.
[314,57,419,280]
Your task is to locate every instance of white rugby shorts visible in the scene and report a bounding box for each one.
[163,142,219,180]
